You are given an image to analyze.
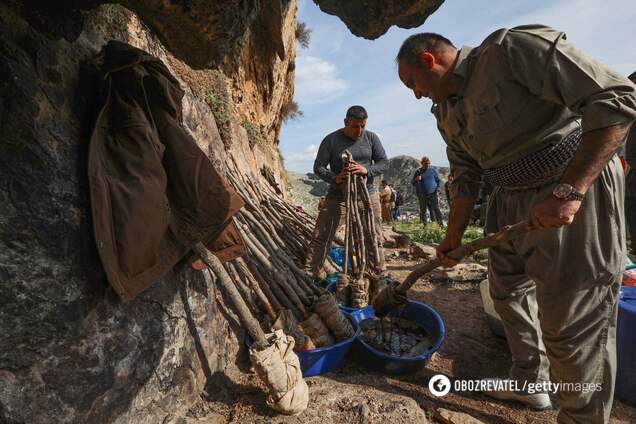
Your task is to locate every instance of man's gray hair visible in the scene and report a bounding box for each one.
[396,33,455,67]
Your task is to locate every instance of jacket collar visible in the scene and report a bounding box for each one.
[431,45,473,114]
[450,45,474,97]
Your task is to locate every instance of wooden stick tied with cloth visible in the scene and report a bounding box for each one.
[194,243,308,415]
[371,220,537,316]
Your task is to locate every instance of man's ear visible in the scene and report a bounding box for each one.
[419,51,436,69]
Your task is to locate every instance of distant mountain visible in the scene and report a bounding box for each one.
[286,171,329,215]
[286,155,450,218]
[382,156,449,216]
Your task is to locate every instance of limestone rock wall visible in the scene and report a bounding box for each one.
[0,4,283,423]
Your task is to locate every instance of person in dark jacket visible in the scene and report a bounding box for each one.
[444,174,453,207]
[412,156,443,226]
[626,70,636,255]
[389,183,400,220]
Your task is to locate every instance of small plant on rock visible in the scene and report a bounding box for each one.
[281,100,303,123]
[241,120,265,148]
[205,71,234,148]
[295,22,312,49]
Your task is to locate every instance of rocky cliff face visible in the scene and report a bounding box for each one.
[0,1,446,423]
[0,3,295,423]
[313,0,444,39]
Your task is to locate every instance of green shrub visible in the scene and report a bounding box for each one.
[395,221,484,245]
[204,72,234,147]
[241,120,264,148]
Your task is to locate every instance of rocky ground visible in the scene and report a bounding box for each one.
[184,225,636,424]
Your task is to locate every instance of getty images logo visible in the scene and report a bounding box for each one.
[428,374,451,397]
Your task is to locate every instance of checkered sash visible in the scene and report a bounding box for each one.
[483,128,581,189]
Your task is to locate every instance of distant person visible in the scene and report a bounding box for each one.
[380,180,393,223]
[627,71,636,255]
[304,105,388,279]
[444,174,453,207]
[471,179,494,226]
[412,156,443,226]
[390,183,402,220]
[318,195,327,209]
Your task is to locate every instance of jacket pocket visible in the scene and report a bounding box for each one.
[107,178,170,279]
[470,83,531,136]
[472,86,504,134]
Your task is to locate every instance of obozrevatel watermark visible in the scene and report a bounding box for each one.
[428,375,602,397]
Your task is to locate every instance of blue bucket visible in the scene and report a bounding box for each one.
[617,285,636,407]
[351,300,445,375]
[328,246,348,268]
[297,312,360,377]
[314,272,339,290]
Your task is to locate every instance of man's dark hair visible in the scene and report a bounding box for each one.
[396,33,455,67]
[346,105,368,120]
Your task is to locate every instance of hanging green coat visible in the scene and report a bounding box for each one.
[88,41,244,302]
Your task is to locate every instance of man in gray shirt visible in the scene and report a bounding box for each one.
[304,105,389,278]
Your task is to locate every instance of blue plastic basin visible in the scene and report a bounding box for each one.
[351,300,445,375]
[245,312,359,377]
[617,285,636,407]
[297,312,360,377]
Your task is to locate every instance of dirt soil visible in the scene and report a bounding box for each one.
[188,243,636,424]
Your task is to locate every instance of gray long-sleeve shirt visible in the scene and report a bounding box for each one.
[313,129,389,197]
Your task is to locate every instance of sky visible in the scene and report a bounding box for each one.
[279,0,636,173]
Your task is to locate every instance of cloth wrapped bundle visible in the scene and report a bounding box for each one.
[312,294,355,340]
[250,330,309,415]
[300,313,335,347]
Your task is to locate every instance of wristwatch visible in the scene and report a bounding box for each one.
[552,183,585,201]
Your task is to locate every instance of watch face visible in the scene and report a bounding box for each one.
[553,184,572,199]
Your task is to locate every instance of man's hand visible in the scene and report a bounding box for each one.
[436,234,462,268]
[335,168,349,184]
[346,160,368,176]
[416,175,422,181]
[530,196,582,228]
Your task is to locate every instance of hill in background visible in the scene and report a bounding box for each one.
[287,155,450,218]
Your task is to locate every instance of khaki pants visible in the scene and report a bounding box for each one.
[304,192,385,279]
[485,157,625,424]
